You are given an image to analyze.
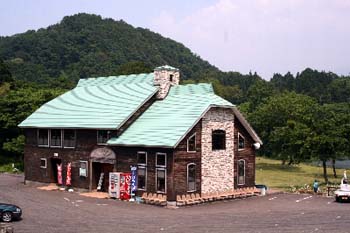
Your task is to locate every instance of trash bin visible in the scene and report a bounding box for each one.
[255,184,267,196]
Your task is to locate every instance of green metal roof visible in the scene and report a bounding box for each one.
[107,83,234,147]
[77,73,154,87]
[19,75,158,129]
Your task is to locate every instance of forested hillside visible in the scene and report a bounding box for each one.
[0,13,217,83]
[0,13,349,181]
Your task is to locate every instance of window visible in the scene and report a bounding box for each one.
[212,130,226,150]
[38,129,49,147]
[50,129,62,147]
[169,74,173,82]
[238,133,245,150]
[63,129,76,148]
[137,152,147,165]
[238,160,245,185]
[97,130,109,144]
[156,153,167,193]
[137,152,147,190]
[79,161,88,177]
[156,168,166,193]
[187,163,196,192]
[137,167,146,190]
[187,133,196,152]
[156,153,167,167]
[40,158,47,168]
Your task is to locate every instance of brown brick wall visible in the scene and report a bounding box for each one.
[173,120,202,196]
[23,129,115,189]
[233,116,256,188]
[112,147,174,200]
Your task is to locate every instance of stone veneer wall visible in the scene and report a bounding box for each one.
[201,107,234,194]
[154,69,180,99]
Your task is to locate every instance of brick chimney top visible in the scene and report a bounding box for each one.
[153,65,180,99]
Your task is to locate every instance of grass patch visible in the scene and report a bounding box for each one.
[256,157,343,190]
[0,155,23,173]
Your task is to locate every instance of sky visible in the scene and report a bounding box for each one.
[1,0,350,79]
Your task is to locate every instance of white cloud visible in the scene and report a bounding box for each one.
[150,0,350,79]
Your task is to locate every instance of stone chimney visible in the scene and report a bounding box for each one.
[154,65,180,99]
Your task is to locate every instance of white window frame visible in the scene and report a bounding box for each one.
[40,158,47,168]
[137,165,147,191]
[238,133,245,151]
[79,160,88,177]
[97,130,109,145]
[156,152,167,167]
[187,133,196,152]
[187,163,196,192]
[137,151,147,166]
[50,129,63,148]
[63,129,76,149]
[37,129,49,147]
[156,167,167,194]
[237,159,246,185]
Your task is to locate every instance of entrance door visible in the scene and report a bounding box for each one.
[92,162,114,191]
[101,163,114,192]
[51,158,62,183]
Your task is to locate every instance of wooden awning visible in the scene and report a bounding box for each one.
[90,147,116,164]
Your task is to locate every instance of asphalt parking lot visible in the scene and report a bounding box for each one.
[1,173,349,233]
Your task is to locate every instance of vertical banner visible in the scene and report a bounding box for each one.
[130,166,138,192]
[57,164,62,185]
[66,162,72,186]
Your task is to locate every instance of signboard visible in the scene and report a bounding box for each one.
[57,163,62,185]
[79,161,88,177]
[130,166,137,192]
[66,162,72,186]
[97,173,104,191]
[109,172,121,198]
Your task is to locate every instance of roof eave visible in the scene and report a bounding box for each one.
[107,142,174,149]
[232,107,263,145]
[18,126,118,130]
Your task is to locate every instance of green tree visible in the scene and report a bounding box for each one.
[304,104,350,182]
[116,61,153,75]
[247,92,318,158]
[270,72,295,92]
[329,77,350,103]
[0,58,13,84]
[270,120,311,165]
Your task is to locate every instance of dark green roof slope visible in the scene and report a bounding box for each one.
[108,83,234,147]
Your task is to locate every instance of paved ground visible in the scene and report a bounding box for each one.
[1,173,350,233]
